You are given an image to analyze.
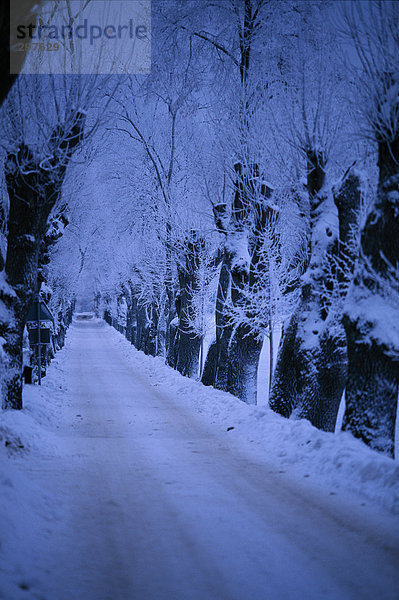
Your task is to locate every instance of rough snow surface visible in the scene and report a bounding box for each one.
[0,317,398,600]
[345,288,399,353]
[0,271,16,298]
[112,325,399,513]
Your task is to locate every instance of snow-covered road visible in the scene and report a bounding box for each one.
[2,318,399,600]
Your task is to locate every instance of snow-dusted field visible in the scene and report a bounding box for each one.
[1,317,398,600]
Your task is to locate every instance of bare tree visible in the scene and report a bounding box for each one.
[0,68,114,408]
[180,0,279,402]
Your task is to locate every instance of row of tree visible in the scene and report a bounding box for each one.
[91,0,398,458]
[0,1,398,458]
[0,0,116,407]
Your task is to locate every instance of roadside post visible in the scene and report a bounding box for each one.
[26,296,54,385]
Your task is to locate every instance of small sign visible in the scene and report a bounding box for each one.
[28,328,51,345]
[26,299,54,323]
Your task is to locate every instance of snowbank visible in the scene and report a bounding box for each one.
[106,323,399,515]
[0,360,67,599]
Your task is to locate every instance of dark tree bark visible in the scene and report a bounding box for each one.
[166,303,179,364]
[227,329,263,404]
[156,295,167,357]
[167,314,179,369]
[200,182,236,391]
[131,300,158,356]
[342,136,399,456]
[164,221,178,365]
[53,299,74,350]
[270,152,324,417]
[145,304,159,356]
[201,339,218,386]
[38,206,68,285]
[104,308,112,326]
[129,298,138,349]
[269,152,325,418]
[270,166,362,432]
[213,247,233,391]
[226,167,274,404]
[196,0,264,402]
[124,283,135,345]
[126,304,136,344]
[297,172,362,431]
[202,163,274,404]
[175,230,204,378]
[135,303,147,352]
[1,112,85,408]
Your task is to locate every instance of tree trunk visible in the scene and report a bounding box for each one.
[175,298,201,378]
[2,145,55,408]
[270,169,362,432]
[1,115,85,408]
[126,304,134,344]
[145,304,158,357]
[205,164,274,403]
[201,339,218,386]
[54,301,74,350]
[270,152,323,420]
[213,248,233,391]
[269,280,347,432]
[156,296,167,357]
[175,231,203,378]
[224,165,274,404]
[129,295,138,346]
[227,327,262,404]
[176,329,201,378]
[135,303,147,352]
[342,138,399,456]
[343,320,397,455]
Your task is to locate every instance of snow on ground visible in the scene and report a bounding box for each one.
[0,357,68,598]
[0,316,398,599]
[106,322,399,516]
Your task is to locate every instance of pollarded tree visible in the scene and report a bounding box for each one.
[180,0,328,403]
[0,69,111,408]
[227,184,308,400]
[268,6,361,430]
[181,0,282,401]
[110,4,209,363]
[201,163,275,404]
[183,238,219,379]
[174,230,206,378]
[340,0,399,456]
[270,168,362,430]
[1,93,85,407]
